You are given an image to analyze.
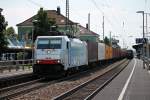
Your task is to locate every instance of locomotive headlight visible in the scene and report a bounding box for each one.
[57,60,60,63]
[37,60,40,64]
[47,50,50,54]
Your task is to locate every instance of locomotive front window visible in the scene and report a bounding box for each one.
[49,39,61,49]
[37,38,62,49]
[37,39,49,49]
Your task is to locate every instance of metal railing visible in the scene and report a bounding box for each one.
[0,59,33,73]
[142,56,150,70]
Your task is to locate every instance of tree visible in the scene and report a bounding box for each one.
[6,27,15,36]
[6,26,18,38]
[104,36,111,46]
[33,8,57,41]
[0,9,8,48]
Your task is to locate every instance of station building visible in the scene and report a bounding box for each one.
[16,7,99,46]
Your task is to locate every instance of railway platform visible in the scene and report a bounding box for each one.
[92,58,150,100]
[0,69,32,79]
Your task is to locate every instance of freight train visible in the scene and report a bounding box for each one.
[33,36,128,75]
[126,50,134,59]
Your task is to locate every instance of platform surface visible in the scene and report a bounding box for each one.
[0,69,32,79]
[92,59,150,100]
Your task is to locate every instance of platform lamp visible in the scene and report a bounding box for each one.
[136,11,145,39]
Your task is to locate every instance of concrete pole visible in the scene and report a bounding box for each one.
[102,15,104,40]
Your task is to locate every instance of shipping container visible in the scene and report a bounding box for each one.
[98,43,105,60]
[87,42,98,63]
[105,45,109,60]
[112,47,116,58]
[116,48,120,58]
[105,45,113,60]
[109,46,112,59]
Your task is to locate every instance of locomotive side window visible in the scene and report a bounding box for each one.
[67,41,69,49]
[37,38,62,49]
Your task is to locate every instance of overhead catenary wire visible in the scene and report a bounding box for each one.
[27,0,44,8]
[105,0,129,30]
[90,0,119,34]
[104,0,122,27]
[98,0,123,39]
[91,0,132,47]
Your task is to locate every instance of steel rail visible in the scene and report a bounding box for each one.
[53,59,129,100]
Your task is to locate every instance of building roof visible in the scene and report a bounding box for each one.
[17,10,76,26]
[132,43,143,50]
[16,9,99,36]
[78,25,99,36]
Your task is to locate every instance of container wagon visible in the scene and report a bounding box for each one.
[87,42,98,65]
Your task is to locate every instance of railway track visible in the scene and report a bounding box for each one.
[0,59,128,100]
[0,77,46,99]
[0,73,36,88]
[0,70,93,100]
[0,64,107,100]
[0,72,45,99]
[53,59,130,100]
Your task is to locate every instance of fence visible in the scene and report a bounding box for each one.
[0,59,33,73]
[0,52,31,61]
[142,56,150,70]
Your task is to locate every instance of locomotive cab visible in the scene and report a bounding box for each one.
[33,36,70,74]
[33,36,88,75]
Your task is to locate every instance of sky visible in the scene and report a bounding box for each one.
[0,0,150,49]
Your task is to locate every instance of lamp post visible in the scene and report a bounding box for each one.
[102,15,104,41]
[137,11,145,68]
[32,20,38,67]
[136,11,145,39]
